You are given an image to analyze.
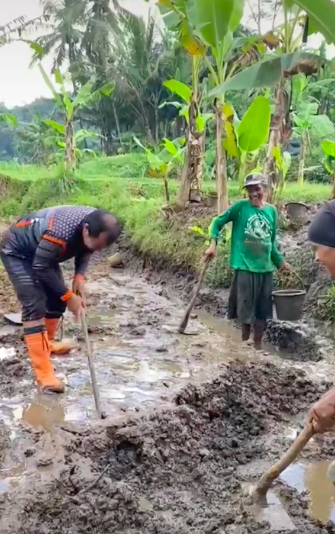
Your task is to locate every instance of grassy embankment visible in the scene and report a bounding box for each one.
[0,155,332,285]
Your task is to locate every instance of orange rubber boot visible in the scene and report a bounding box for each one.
[45,318,73,356]
[25,331,64,393]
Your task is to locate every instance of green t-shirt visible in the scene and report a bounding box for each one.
[210,199,283,273]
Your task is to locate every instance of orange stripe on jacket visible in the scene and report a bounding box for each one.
[15,221,32,228]
[42,235,67,251]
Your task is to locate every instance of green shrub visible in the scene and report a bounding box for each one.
[315,285,335,321]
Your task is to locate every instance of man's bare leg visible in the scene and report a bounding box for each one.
[242,323,251,342]
[254,320,266,350]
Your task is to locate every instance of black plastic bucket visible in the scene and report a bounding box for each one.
[272,289,306,322]
[207,192,218,209]
[285,202,308,222]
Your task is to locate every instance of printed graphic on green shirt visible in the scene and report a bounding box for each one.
[245,213,271,240]
[244,213,272,254]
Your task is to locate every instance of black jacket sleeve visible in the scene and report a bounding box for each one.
[75,251,92,277]
[32,237,69,300]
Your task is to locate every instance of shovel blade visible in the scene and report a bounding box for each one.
[4,313,23,326]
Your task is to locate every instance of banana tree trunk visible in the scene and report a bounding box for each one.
[163,170,170,203]
[264,79,290,202]
[177,94,204,206]
[297,133,307,186]
[65,118,75,171]
[215,99,228,213]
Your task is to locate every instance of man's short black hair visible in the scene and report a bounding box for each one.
[84,209,122,246]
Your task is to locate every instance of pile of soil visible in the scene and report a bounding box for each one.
[0,361,333,534]
[0,334,30,398]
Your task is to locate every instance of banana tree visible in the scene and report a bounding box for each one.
[187,0,247,213]
[145,0,207,206]
[163,79,213,203]
[38,64,114,171]
[209,1,329,200]
[134,135,186,202]
[43,120,100,166]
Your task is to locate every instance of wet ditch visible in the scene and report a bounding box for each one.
[124,238,334,363]
[1,262,335,532]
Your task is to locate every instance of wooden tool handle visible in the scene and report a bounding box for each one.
[81,312,103,419]
[178,258,210,333]
[253,423,315,500]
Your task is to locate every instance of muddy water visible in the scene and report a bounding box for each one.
[281,461,335,523]
[0,270,262,493]
[1,268,335,531]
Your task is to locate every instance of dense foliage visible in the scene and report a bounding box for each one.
[1,0,335,200]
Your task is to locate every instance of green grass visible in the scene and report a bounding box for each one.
[0,155,332,272]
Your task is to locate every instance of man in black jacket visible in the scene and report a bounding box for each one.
[1,205,121,393]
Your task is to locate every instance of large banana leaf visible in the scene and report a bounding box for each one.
[72,79,96,108]
[293,0,335,44]
[322,139,335,158]
[164,80,192,102]
[38,64,63,109]
[238,97,271,153]
[209,52,325,95]
[222,103,239,157]
[193,0,244,49]
[308,115,334,136]
[152,0,335,50]
[44,119,65,134]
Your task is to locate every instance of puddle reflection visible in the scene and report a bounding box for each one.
[281,461,335,523]
[22,398,66,432]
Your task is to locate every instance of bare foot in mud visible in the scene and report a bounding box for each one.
[240,340,253,349]
[254,340,262,351]
[254,343,270,356]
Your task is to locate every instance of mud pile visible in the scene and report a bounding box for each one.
[0,334,30,398]
[0,361,333,534]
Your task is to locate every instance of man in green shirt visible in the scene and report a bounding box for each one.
[204,174,290,350]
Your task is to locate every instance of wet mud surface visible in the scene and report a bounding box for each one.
[1,259,335,532]
[125,240,333,364]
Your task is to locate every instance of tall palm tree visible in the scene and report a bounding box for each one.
[82,0,124,70]
[0,16,44,47]
[33,0,86,78]
[111,12,185,144]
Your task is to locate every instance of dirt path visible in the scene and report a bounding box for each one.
[1,263,335,533]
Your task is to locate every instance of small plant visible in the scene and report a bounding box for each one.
[133,136,185,203]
